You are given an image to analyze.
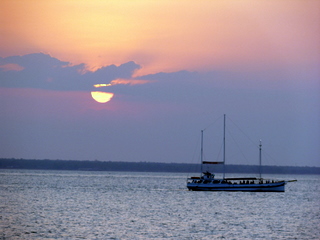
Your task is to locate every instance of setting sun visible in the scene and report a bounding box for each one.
[91,91,114,103]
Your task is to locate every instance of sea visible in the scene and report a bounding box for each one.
[0,170,319,240]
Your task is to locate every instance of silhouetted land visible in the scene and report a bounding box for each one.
[1,158,319,174]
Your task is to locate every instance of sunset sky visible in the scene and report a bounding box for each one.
[1,0,319,167]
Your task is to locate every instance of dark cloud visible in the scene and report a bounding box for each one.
[0,53,141,91]
[0,53,69,69]
[0,53,214,105]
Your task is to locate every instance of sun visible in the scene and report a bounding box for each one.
[91,91,114,103]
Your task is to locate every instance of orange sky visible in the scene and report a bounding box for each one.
[1,0,319,75]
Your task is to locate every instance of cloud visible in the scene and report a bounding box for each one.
[0,53,212,106]
[0,53,141,91]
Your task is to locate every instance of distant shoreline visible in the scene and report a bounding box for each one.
[1,158,319,175]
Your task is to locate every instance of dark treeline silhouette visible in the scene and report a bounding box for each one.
[0,158,319,174]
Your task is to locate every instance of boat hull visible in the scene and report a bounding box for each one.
[187,182,285,192]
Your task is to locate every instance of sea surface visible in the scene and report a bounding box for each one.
[0,170,319,239]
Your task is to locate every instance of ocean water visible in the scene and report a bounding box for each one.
[0,170,319,240]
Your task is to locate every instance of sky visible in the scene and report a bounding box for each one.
[0,0,319,167]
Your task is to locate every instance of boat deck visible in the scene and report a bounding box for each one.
[187,177,286,192]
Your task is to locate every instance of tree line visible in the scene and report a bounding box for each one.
[0,158,319,174]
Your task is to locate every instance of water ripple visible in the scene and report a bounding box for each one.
[0,170,319,239]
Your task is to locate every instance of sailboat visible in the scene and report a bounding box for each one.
[187,114,295,192]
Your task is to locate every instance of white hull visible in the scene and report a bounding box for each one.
[187,181,286,192]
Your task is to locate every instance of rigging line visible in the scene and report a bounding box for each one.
[187,132,202,177]
[227,116,278,166]
[215,141,223,162]
[202,152,207,161]
[226,115,259,149]
[261,148,279,166]
[203,115,223,131]
[190,133,201,164]
[226,128,250,163]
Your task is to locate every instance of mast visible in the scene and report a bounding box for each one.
[200,115,226,175]
[259,139,262,179]
[223,114,226,179]
[200,130,204,173]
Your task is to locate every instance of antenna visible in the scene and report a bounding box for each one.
[259,139,262,179]
[223,114,226,179]
[201,130,204,173]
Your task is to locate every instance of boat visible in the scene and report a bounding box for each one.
[187,114,296,192]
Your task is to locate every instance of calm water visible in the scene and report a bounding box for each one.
[0,170,319,239]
